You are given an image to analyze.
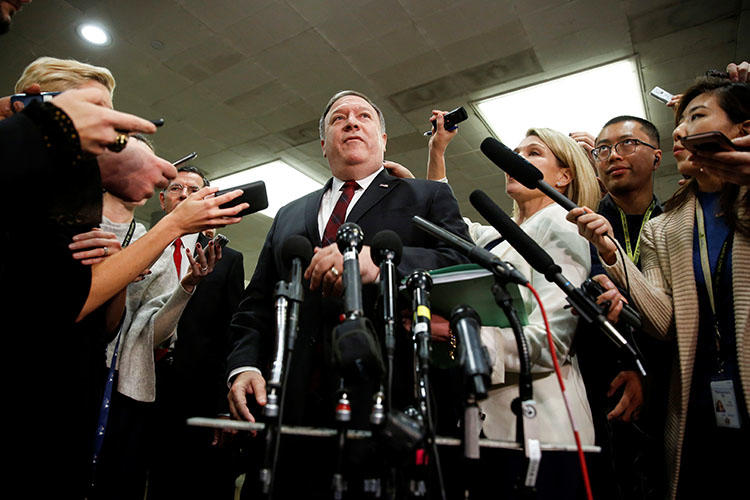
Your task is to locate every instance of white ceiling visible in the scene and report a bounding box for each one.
[2,0,747,280]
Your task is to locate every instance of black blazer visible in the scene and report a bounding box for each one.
[171,234,245,417]
[227,169,470,425]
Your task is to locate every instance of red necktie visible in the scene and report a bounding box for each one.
[322,181,359,246]
[173,239,183,278]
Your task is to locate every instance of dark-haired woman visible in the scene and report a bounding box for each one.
[568,77,750,499]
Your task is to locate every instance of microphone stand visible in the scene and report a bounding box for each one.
[260,280,291,498]
[406,271,447,500]
[488,273,540,495]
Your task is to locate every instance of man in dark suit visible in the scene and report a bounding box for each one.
[147,166,246,500]
[226,90,470,496]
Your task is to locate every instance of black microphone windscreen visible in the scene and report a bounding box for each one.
[469,189,556,276]
[449,304,481,329]
[371,230,403,266]
[480,137,543,189]
[281,234,313,268]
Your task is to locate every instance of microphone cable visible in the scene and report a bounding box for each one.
[525,282,594,500]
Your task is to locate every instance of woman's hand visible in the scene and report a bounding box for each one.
[689,135,750,185]
[69,228,122,265]
[181,240,222,293]
[164,186,248,236]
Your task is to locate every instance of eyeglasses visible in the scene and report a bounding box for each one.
[591,138,657,162]
[166,183,201,195]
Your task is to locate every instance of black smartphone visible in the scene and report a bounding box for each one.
[10,91,61,110]
[682,131,739,153]
[215,180,268,217]
[212,233,230,248]
[426,106,469,136]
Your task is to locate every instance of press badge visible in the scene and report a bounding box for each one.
[710,378,742,429]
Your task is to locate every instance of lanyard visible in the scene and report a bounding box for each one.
[695,199,731,362]
[617,200,656,265]
[121,219,136,248]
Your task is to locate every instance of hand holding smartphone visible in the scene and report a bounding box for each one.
[682,131,744,153]
[214,180,269,217]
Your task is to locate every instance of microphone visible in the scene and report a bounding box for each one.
[480,137,577,211]
[405,270,432,373]
[412,215,528,286]
[469,190,646,376]
[266,236,313,418]
[336,222,365,319]
[450,305,491,400]
[371,230,403,358]
[280,235,313,352]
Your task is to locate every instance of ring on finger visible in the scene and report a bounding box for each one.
[102,246,109,256]
[329,266,339,277]
[200,266,208,272]
[107,132,129,153]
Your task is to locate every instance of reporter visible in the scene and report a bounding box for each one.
[427,118,600,445]
[568,77,750,499]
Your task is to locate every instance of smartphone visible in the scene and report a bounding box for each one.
[649,86,674,105]
[212,233,230,248]
[215,180,268,217]
[682,131,740,153]
[425,106,469,136]
[10,91,61,110]
[172,152,198,167]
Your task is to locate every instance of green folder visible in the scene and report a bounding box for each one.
[426,263,529,328]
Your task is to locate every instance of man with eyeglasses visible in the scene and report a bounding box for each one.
[572,115,671,500]
[142,165,246,500]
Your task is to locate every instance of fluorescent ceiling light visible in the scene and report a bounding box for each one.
[476,58,646,149]
[77,23,110,45]
[211,160,323,218]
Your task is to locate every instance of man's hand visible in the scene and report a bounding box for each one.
[51,87,157,155]
[304,243,380,297]
[97,136,177,202]
[305,243,344,296]
[181,239,223,293]
[228,371,267,422]
[566,207,618,265]
[592,274,628,323]
[430,314,452,342]
[607,370,644,422]
[68,228,122,265]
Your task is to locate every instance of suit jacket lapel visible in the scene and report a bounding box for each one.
[347,169,399,224]
[306,178,332,247]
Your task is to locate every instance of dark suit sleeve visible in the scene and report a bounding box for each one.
[215,250,245,411]
[397,180,470,276]
[226,216,280,377]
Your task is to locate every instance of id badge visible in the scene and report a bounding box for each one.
[710,378,742,429]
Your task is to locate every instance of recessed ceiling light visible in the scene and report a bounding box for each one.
[476,58,646,149]
[77,23,110,46]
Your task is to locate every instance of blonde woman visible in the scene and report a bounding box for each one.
[427,115,600,445]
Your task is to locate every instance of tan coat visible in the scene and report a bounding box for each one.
[602,191,750,499]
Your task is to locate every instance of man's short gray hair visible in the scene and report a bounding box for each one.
[318,90,386,141]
